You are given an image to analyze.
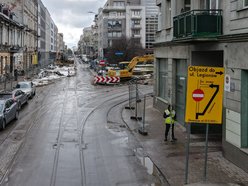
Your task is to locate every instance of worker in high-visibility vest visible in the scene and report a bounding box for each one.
[163,104,177,142]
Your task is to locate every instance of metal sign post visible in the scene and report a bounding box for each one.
[184,66,224,184]
[138,94,148,135]
[204,124,209,182]
[184,123,191,184]
[131,80,142,120]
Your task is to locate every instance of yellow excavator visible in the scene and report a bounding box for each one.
[108,54,154,80]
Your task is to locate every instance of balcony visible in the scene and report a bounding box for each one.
[173,9,222,41]
[131,24,141,29]
[102,6,125,13]
[132,34,141,38]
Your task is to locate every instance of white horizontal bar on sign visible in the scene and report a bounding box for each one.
[192,94,204,98]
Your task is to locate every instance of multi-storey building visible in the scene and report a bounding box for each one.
[45,8,50,65]
[97,0,146,59]
[154,0,248,173]
[38,0,46,67]
[141,0,158,54]
[49,20,57,62]
[1,0,63,72]
[1,0,38,76]
[38,0,60,67]
[81,27,94,58]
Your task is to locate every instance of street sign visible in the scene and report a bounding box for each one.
[192,89,204,102]
[185,66,224,124]
[99,60,105,66]
[115,51,124,56]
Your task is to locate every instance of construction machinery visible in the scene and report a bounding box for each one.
[107,54,154,80]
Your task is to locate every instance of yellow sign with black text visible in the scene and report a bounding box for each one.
[185,66,224,124]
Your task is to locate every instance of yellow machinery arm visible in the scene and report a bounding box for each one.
[108,54,154,79]
[126,55,154,73]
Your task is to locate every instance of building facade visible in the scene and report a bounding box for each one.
[57,33,64,61]
[97,0,146,59]
[1,0,38,76]
[0,4,23,77]
[1,0,64,74]
[154,0,248,173]
[141,0,158,54]
[38,0,46,67]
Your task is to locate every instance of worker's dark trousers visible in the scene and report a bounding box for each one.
[165,124,175,139]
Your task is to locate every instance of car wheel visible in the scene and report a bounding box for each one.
[2,120,6,129]
[15,111,19,120]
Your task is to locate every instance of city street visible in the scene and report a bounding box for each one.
[0,60,165,186]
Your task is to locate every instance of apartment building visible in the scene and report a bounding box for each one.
[154,0,248,173]
[97,0,146,58]
[0,4,23,76]
[1,0,38,75]
[38,0,46,67]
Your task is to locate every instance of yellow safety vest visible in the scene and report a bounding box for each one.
[164,109,176,125]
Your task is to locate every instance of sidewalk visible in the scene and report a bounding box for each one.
[122,98,248,186]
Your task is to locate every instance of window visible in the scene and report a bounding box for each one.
[132,30,140,35]
[158,59,168,100]
[116,12,124,16]
[165,0,171,28]
[244,0,248,7]
[108,31,122,37]
[113,1,125,6]
[210,0,219,9]
[108,20,122,29]
[132,20,140,25]
[184,0,191,11]
[132,10,141,16]
[157,4,162,31]
[108,40,112,47]
[0,25,2,44]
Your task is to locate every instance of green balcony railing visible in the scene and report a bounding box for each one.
[173,9,222,39]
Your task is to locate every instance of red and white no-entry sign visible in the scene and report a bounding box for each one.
[192,89,204,102]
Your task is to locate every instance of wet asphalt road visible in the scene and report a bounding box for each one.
[0,61,163,186]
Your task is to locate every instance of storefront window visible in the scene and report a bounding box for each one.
[158,59,168,100]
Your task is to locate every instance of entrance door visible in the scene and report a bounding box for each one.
[241,70,248,148]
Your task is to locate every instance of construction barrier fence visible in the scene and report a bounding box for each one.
[126,78,153,135]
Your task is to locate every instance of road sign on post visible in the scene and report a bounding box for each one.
[185,66,224,124]
[115,51,124,56]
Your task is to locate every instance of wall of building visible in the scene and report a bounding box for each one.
[154,0,248,174]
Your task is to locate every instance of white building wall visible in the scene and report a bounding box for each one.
[226,109,241,147]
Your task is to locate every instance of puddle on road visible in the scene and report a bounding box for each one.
[134,148,168,186]
[106,123,168,185]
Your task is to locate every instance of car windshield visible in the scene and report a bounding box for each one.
[16,83,30,88]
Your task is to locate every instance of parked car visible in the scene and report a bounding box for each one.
[12,89,28,110]
[0,90,28,110]
[0,98,18,130]
[15,81,36,99]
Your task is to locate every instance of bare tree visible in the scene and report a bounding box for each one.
[106,37,145,64]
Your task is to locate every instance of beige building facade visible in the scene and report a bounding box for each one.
[0,0,38,76]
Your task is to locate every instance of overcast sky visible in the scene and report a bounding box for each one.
[42,0,105,49]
